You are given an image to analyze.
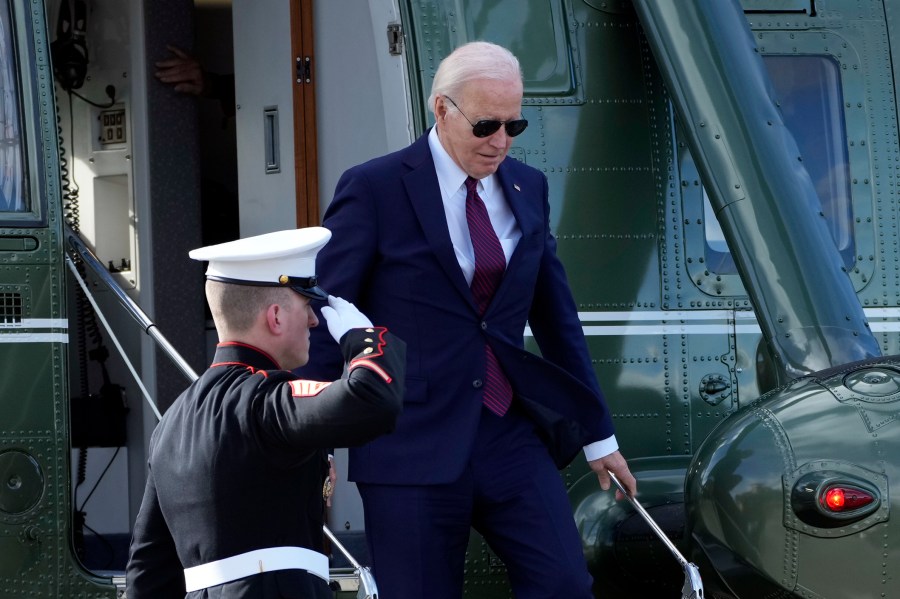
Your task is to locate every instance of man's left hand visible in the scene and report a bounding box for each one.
[588,450,637,500]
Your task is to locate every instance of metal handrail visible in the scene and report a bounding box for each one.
[65,225,199,383]
[609,472,704,599]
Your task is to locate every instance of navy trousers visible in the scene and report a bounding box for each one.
[357,405,594,599]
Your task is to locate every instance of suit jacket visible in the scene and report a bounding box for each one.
[126,330,405,598]
[300,131,614,483]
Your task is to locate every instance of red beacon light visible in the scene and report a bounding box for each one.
[791,470,882,528]
[821,485,875,512]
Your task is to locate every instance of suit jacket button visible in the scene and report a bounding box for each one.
[480,321,487,330]
[472,379,483,388]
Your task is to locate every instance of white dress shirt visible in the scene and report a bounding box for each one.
[428,127,618,462]
[428,127,521,283]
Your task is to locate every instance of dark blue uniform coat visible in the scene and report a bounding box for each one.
[126,328,405,598]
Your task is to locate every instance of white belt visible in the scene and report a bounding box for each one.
[183,546,329,592]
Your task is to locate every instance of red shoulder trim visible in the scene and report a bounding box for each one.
[289,379,332,397]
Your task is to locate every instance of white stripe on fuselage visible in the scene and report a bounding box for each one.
[0,318,68,343]
[523,308,900,336]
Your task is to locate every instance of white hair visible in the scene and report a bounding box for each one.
[428,41,523,113]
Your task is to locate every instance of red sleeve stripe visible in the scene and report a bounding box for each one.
[348,359,392,383]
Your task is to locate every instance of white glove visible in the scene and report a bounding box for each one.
[320,295,373,343]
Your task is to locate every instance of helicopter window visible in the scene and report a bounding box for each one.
[0,0,27,215]
[461,0,573,96]
[704,54,854,273]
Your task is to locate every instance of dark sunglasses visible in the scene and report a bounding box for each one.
[444,96,528,138]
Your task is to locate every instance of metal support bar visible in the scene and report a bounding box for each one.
[65,225,199,384]
[323,525,378,599]
[609,472,704,599]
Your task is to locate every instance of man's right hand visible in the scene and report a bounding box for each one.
[321,296,373,343]
[588,450,637,500]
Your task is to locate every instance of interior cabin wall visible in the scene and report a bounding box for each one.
[312,0,412,217]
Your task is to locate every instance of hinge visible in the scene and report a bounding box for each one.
[387,23,403,56]
[296,55,311,84]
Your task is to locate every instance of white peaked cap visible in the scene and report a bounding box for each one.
[188,227,331,300]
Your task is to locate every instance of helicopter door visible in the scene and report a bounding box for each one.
[231,0,319,236]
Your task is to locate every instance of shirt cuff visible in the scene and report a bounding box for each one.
[583,436,619,462]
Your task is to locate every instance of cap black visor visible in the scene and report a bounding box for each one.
[293,285,328,301]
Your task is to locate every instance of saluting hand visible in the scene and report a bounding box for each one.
[321,295,373,344]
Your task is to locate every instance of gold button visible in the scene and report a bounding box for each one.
[365,328,375,333]
[364,338,373,343]
[363,348,374,354]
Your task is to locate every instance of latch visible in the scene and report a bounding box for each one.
[387,23,403,56]
[699,373,731,406]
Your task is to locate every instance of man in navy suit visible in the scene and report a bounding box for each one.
[300,42,636,598]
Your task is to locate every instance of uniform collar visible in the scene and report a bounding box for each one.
[211,342,281,372]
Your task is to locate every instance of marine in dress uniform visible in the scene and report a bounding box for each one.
[125,227,405,598]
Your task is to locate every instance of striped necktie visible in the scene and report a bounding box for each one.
[465,176,513,416]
